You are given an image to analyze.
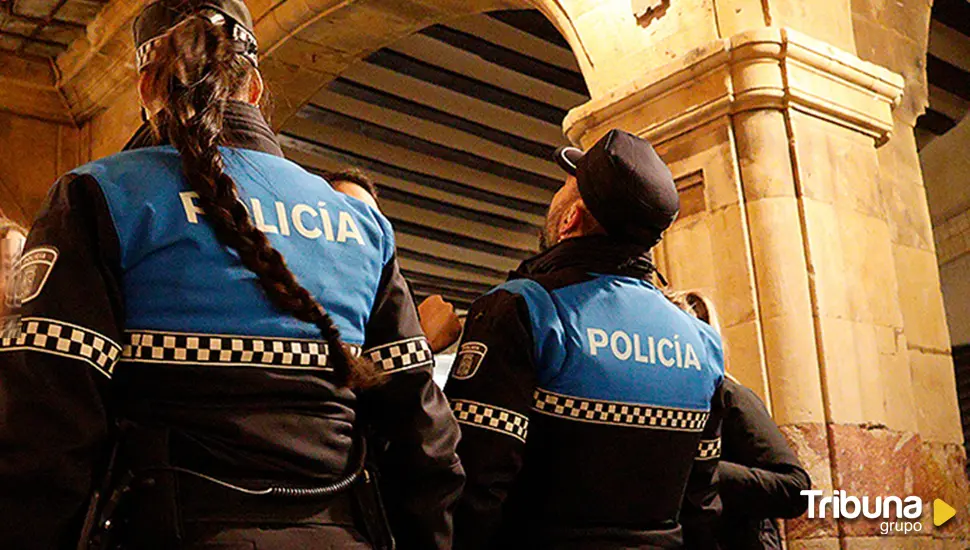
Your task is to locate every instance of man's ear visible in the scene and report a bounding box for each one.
[558,200,584,239]
[246,70,264,105]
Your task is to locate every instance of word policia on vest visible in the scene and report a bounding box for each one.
[180,192,366,244]
[586,328,703,370]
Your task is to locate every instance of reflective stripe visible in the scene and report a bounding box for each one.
[451,399,529,443]
[0,316,122,378]
[364,336,433,374]
[697,438,721,460]
[532,388,709,432]
[122,329,345,372]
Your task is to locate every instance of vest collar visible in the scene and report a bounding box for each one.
[513,236,656,281]
[123,101,283,157]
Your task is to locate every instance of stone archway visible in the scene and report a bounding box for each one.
[56,0,603,153]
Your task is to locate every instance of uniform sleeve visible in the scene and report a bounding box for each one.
[680,382,725,550]
[443,289,538,550]
[717,380,811,519]
[359,255,464,550]
[0,174,125,550]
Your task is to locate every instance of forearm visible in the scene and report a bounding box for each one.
[718,461,811,518]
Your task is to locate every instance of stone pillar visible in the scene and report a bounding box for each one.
[0,52,83,226]
[565,26,967,548]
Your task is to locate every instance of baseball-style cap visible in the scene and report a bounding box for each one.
[553,130,679,247]
[133,0,258,71]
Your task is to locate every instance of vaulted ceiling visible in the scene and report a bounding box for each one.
[279,10,590,310]
[0,0,109,60]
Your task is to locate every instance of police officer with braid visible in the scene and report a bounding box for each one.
[0,1,463,548]
[446,130,725,549]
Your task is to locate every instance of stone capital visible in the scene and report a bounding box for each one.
[563,27,905,148]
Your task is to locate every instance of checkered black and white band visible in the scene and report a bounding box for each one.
[135,10,258,71]
[532,388,710,432]
[697,438,721,460]
[0,317,122,378]
[451,399,529,443]
[363,337,433,374]
[123,330,342,371]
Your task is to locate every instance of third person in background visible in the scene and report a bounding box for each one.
[680,292,811,550]
[325,168,463,354]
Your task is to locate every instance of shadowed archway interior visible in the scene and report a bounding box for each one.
[278,9,591,311]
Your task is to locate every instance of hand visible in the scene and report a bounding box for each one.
[418,295,463,353]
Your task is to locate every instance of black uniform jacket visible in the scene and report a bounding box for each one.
[717,377,811,550]
[0,102,464,550]
[445,237,726,550]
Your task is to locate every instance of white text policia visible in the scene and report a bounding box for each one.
[587,328,703,370]
[180,192,366,245]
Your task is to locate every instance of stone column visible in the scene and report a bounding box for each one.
[564,26,968,548]
[0,52,83,225]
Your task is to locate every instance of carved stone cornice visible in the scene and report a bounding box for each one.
[563,27,905,148]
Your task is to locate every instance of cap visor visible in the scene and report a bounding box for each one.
[553,146,582,176]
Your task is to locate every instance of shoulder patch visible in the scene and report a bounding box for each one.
[451,341,488,380]
[12,247,58,305]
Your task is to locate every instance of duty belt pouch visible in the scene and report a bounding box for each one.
[351,463,395,550]
[83,423,183,550]
[121,424,183,549]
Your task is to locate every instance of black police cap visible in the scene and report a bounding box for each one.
[554,130,679,247]
[133,0,258,70]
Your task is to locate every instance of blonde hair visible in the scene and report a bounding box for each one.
[661,288,721,336]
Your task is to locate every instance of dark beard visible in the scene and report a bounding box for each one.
[538,228,551,251]
[539,203,562,252]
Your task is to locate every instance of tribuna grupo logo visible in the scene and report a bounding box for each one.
[801,490,924,535]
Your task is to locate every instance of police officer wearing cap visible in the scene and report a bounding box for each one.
[445,129,725,549]
[0,1,463,549]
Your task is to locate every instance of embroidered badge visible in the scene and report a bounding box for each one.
[452,342,488,380]
[12,247,58,305]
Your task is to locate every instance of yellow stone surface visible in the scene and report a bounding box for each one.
[745,197,814,322]
[721,320,770,404]
[761,312,826,425]
[707,203,759,329]
[894,245,953,353]
[732,110,797,200]
[910,349,964,444]
[0,112,77,225]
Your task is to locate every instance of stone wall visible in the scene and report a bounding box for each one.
[922,115,970,347]
[0,111,82,227]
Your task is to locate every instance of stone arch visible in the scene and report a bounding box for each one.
[249,0,595,129]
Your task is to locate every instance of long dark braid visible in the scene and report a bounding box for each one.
[142,16,381,389]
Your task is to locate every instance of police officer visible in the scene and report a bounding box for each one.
[445,129,725,549]
[679,292,811,550]
[0,1,463,548]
